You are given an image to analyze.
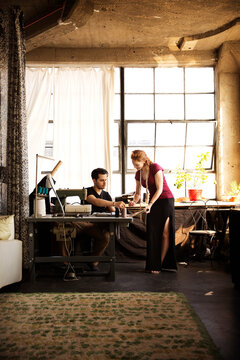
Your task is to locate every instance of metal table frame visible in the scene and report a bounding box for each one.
[27,215,132,281]
[174,200,238,261]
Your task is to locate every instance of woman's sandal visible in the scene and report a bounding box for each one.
[145,270,161,274]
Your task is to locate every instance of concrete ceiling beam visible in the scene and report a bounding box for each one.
[177,17,240,51]
[26,46,217,67]
[26,0,94,52]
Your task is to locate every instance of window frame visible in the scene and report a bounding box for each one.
[113,66,216,195]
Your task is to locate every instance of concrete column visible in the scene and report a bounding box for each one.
[217,42,240,199]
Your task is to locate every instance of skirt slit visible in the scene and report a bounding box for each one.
[145,198,177,271]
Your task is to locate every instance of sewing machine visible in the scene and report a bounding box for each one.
[55,188,92,215]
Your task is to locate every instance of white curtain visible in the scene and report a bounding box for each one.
[53,67,114,192]
[26,68,52,193]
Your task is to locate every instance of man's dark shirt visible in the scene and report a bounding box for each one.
[86,187,112,213]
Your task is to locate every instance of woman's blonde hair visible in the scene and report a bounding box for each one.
[131,150,152,167]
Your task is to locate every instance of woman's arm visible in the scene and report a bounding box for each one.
[129,180,141,206]
[145,170,163,213]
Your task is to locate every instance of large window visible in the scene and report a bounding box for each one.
[42,66,216,199]
[112,67,216,199]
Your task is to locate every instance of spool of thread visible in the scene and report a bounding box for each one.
[34,198,46,216]
[121,208,127,218]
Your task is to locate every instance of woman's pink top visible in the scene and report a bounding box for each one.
[135,163,173,200]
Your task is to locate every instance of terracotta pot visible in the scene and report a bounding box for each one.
[188,189,202,201]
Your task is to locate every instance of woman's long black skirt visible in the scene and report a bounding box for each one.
[145,197,177,271]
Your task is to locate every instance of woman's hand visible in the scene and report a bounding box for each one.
[128,201,136,207]
[114,201,125,209]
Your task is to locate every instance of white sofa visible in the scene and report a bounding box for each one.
[0,215,22,289]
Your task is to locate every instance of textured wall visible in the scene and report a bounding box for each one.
[216,42,240,199]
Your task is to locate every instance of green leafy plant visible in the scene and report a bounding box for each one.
[174,152,209,189]
[191,152,209,188]
[174,166,191,189]
[228,181,240,196]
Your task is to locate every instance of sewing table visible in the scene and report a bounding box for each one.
[27,214,132,281]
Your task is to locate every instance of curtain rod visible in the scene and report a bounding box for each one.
[26,64,114,68]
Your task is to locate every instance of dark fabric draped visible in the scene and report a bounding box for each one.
[7,7,29,267]
[116,209,201,262]
[0,8,8,214]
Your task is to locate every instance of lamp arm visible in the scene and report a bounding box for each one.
[47,174,65,216]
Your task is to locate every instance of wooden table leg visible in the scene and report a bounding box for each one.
[28,222,36,281]
[106,222,115,281]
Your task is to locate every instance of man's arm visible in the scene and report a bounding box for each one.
[87,195,125,212]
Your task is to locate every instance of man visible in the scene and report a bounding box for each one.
[75,168,125,271]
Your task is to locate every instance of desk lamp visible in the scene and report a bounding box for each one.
[34,154,63,217]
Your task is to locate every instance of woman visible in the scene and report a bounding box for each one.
[129,150,177,274]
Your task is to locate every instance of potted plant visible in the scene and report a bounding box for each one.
[227,181,240,202]
[174,152,209,201]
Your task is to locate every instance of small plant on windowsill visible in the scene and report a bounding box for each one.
[174,152,209,201]
[227,181,240,202]
[174,167,191,190]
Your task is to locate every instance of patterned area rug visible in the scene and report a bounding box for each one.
[0,292,221,360]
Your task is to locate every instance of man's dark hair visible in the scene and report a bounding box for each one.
[91,168,108,180]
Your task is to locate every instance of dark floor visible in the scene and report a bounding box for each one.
[1,260,240,360]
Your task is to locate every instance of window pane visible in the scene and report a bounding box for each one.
[186,94,214,120]
[114,67,120,93]
[156,123,186,145]
[125,68,153,93]
[125,174,137,195]
[113,147,119,172]
[128,123,155,146]
[113,122,119,146]
[185,67,214,93]
[125,94,154,120]
[155,68,184,93]
[114,94,120,120]
[186,123,215,145]
[165,173,185,198]
[185,147,213,169]
[155,94,184,120]
[200,174,216,199]
[111,173,121,199]
[127,147,154,170]
[155,147,184,170]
